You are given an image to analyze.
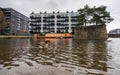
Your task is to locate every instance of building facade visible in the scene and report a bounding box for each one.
[109,29,120,34]
[0,7,6,35]
[29,11,79,35]
[108,29,120,37]
[0,7,29,35]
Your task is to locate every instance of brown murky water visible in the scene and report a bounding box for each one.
[0,38,120,75]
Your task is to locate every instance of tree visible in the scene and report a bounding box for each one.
[77,5,113,39]
[77,4,93,34]
[77,5,92,26]
[91,6,113,25]
[77,5,113,26]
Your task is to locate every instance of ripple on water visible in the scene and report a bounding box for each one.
[0,38,120,75]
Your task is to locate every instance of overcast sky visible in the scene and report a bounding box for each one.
[0,0,120,32]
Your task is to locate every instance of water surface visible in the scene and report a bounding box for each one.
[0,38,120,75]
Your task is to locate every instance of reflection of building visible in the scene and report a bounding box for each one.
[108,29,120,37]
[29,11,79,35]
[0,7,29,35]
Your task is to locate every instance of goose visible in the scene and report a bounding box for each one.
[37,41,50,49]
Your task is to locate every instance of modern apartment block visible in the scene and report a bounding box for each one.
[29,11,79,35]
[0,7,29,35]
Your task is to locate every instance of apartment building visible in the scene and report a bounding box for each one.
[0,7,29,35]
[29,11,79,35]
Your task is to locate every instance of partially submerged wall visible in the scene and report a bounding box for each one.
[74,25,108,40]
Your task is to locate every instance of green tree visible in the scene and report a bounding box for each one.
[91,6,113,25]
[77,5,92,27]
[77,5,113,26]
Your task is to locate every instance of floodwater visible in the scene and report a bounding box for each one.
[0,38,120,75]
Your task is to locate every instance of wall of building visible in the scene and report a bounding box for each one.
[108,29,120,38]
[74,25,108,40]
[0,8,6,35]
[29,12,79,35]
[109,29,120,34]
[0,8,5,28]
[1,8,29,35]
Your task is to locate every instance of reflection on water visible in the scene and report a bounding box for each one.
[0,38,120,75]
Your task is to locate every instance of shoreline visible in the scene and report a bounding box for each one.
[0,36,33,39]
[0,35,72,39]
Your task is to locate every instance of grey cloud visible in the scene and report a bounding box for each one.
[47,0,68,10]
[47,0,59,8]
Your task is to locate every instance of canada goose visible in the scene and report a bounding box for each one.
[38,41,50,49]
